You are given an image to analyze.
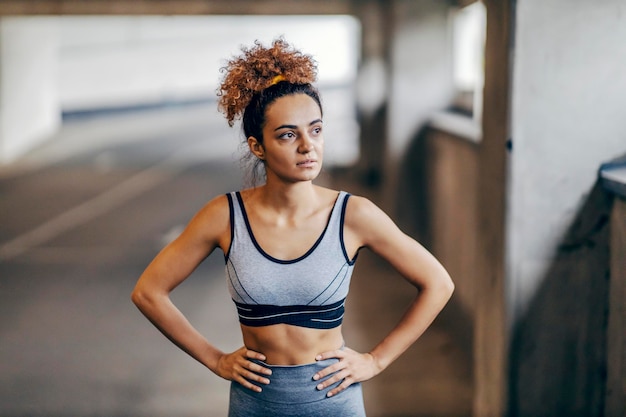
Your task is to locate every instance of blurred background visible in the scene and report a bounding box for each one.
[0,1,625,417]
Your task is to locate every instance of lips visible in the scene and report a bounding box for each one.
[297,159,317,167]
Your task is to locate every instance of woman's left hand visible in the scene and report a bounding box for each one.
[312,347,381,398]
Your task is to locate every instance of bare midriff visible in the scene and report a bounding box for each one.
[241,324,344,365]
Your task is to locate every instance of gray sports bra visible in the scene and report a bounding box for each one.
[224,191,357,329]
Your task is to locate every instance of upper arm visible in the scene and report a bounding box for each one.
[344,196,452,291]
[134,194,231,295]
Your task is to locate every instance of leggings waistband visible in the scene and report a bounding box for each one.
[239,358,341,404]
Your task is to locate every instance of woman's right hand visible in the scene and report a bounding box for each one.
[215,346,272,392]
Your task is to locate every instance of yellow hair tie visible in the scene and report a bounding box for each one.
[270,74,286,86]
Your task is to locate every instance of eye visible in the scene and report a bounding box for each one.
[311,125,322,136]
[278,131,296,140]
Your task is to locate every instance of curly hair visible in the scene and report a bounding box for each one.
[216,39,323,186]
[217,38,318,127]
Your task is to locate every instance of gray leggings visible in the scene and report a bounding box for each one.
[228,358,366,417]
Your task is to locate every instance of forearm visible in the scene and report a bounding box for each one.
[369,282,453,372]
[131,290,223,374]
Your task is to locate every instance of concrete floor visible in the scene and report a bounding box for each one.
[0,104,472,417]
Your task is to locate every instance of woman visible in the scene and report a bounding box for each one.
[131,39,454,417]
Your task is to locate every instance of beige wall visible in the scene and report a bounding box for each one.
[422,128,479,319]
[606,197,626,417]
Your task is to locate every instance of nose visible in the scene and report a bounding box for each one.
[298,134,314,153]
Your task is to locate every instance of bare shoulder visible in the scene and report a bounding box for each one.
[344,194,389,224]
[344,194,402,248]
[193,193,231,224]
[204,192,231,212]
[182,193,232,249]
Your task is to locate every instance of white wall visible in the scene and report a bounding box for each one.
[508,0,626,320]
[388,1,455,159]
[0,18,60,163]
[58,15,360,112]
[0,15,360,165]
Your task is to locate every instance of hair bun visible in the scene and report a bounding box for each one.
[217,38,318,126]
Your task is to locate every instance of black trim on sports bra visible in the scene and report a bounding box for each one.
[234,298,345,329]
[225,193,235,261]
[339,194,358,266]
[234,191,339,265]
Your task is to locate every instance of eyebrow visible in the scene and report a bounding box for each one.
[274,119,323,131]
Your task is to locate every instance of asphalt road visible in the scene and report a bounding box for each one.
[0,104,472,417]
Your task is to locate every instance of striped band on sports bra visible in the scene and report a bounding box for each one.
[234,298,345,329]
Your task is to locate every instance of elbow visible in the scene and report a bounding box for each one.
[130,286,144,308]
[443,270,455,293]
[432,272,455,304]
[444,276,455,300]
[131,284,153,310]
[417,273,454,305]
[131,280,169,313]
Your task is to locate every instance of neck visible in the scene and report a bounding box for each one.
[256,179,319,213]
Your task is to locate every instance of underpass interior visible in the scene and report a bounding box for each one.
[3,2,625,416]
[0,15,472,417]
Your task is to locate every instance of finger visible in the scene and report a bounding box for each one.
[241,368,271,385]
[312,361,344,381]
[245,349,267,361]
[315,349,345,361]
[316,369,350,390]
[233,363,270,388]
[234,372,264,393]
[239,350,272,376]
[327,378,353,398]
[248,361,273,376]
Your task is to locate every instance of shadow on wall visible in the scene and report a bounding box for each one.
[396,125,430,246]
[354,105,387,189]
[508,181,612,416]
[394,124,474,357]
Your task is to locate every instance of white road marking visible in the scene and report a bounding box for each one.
[0,160,184,262]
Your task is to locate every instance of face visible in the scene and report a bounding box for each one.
[248,94,324,184]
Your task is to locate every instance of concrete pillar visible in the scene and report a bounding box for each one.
[473,0,511,415]
[352,0,456,217]
[352,0,391,188]
[606,197,626,417]
[505,0,626,415]
[385,0,455,224]
[0,17,60,163]
[462,2,618,415]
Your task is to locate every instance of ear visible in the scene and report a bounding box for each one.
[247,136,265,160]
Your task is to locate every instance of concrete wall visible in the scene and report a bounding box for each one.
[385,0,456,215]
[405,125,479,359]
[349,0,457,212]
[0,15,360,165]
[506,0,626,414]
[57,15,358,112]
[423,128,479,320]
[472,0,511,414]
[606,197,626,417]
[370,0,626,414]
[57,15,361,167]
[0,18,60,163]
[387,0,455,161]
